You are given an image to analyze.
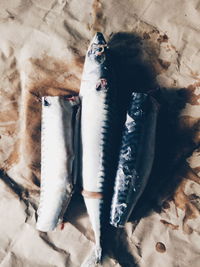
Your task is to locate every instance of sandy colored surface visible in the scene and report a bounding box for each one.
[0,0,200,266]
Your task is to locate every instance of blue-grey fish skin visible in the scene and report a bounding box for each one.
[110,92,158,227]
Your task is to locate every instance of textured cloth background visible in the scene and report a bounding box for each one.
[0,0,200,266]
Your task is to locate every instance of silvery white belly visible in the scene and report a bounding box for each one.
[81,92,107,192]
[36,96,80,232]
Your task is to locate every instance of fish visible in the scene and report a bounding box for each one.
[80,32,117,263]
[36,95,80,232]
[110,92,159,227]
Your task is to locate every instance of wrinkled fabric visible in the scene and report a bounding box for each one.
[0,0,200,266]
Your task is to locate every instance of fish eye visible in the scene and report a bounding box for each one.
[97,47,104,53]
[96,86,101,91]
[44,97,50,106]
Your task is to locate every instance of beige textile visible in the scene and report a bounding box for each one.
[0,0,200,266]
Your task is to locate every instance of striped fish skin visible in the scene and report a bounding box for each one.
[36,96,80,232]
[80,32,116,262]
[110,92,158,227]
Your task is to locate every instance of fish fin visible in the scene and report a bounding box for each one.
[95,245,102,263]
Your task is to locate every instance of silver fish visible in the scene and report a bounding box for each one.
[110,92,158,227]
[36,95,80,232]
[80,32,116,262]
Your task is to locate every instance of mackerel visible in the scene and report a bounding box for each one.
[36,96,80,232]
[110,92,158,227]
[80,32,117,262]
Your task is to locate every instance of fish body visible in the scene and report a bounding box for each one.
[110,92,158,227]
[80,32,116,262]
[36,96,80,232]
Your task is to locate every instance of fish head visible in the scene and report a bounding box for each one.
[80,32,109,96]
[87,32,107,65]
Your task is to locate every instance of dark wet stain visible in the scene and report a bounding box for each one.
[143,32,151,40]
[127,82,200,234]
[91,0,106,32]
[157,34,169,43]
[173,167,200,234]
[151,28,160,34]
[188,193,200,211]
[31,173,41,187]
[0,64,21,170]
[20,55,82,183]
[0,169,31,219]
[160,219,179,230]
[0,110,18,122]
[162,201,170,209]
[4,140,20,171]
[193,166,200,175]
[25,95,41,181]
[178,116,200,146]
[156,242,166,253]
[29,55,82,95]
[0,169,25,199]
[158,59,171,70]
[180,83,200,105]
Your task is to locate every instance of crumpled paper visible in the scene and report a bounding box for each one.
[0,0,200,266]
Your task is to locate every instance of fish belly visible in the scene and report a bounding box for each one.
[81,93,106,192]
[36,96,80,232]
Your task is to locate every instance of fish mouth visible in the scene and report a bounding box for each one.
[87,32,107,63]
[91,32,106,45]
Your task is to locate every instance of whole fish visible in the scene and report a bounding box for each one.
[80,32,117,262]
[110,92,158,227]
[36,95,80,232]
